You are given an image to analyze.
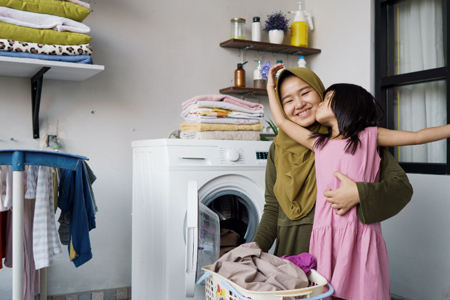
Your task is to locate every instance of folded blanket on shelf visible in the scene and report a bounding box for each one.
[0,38,93,55]
[0,0,90,22]
[180,130,261,141]
[0,21,92,45]
[0,49,92,64]
[0,6,91,33]
[187,107,263,119]
[181,101,264,118]
[183,116,260,124]
[182,94,264,111]
[180,122,263,132]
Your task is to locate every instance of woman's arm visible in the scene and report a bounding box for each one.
[357,147,413,223]
[378,125,450,146]
[253,143,279,252]
[267,64,315,150]
[324,147,413,223]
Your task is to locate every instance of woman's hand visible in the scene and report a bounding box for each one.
[267,63,284,90]
[324,172,360,215]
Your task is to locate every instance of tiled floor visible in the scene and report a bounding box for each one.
[35,287,131,300]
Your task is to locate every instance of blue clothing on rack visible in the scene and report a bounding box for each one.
[58,162,96,267]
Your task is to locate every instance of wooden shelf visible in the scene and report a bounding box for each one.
[0,56,104,81]
[220,39,321,56]
[219,86,267,96]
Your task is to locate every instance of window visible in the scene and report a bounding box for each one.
[375,0,449,174]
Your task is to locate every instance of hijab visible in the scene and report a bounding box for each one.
[273,67,328,220]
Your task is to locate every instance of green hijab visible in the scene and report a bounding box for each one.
[273,67,328,220]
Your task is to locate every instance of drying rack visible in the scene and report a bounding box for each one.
[0,149,88,300]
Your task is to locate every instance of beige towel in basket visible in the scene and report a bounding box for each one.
[204,242,308,292]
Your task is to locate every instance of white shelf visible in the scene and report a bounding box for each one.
[0,56,104,81]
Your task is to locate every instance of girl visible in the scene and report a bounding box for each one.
[267,64,450,300]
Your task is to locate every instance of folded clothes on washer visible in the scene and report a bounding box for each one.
[179,122,263,132]
[180,130,261,141]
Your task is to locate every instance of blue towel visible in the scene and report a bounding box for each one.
[0,49,93,64]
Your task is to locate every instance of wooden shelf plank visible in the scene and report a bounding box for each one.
[0,56,104,81]
[219,86,268,96]
[220,39,321,56]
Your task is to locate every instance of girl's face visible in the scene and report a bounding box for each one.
[316,91,337,127]
[279,76,322,128]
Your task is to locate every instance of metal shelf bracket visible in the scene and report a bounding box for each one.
[31,67,51,139]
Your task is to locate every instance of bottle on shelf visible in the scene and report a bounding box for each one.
[253,60,265,89]
[230,18,246,40]
[289,1,314,47]
[297,55,307,68]
[275,60,284,78]
[234,61,248,87]
[251,17,261,42]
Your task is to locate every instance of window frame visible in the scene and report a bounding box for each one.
[374,0,450,174]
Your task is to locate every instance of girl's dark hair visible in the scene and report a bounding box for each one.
[312,83,384,154]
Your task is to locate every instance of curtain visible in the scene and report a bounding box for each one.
[394,0,446,163]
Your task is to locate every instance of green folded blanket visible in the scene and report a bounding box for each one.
[0,0,90,22]
[0,21,91,45]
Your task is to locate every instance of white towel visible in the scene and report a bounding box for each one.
[184,116,261,124]
[180,131,261,141]
[0,6,90,33]
[181,101,264,118]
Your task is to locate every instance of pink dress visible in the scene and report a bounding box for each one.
[309,127,390,300]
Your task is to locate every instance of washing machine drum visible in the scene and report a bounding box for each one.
[204,189,259,256]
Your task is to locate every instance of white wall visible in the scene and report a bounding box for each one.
[0,0,448,299]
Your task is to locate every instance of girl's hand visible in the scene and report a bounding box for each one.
[266,63,284,90]
[324,172,360,215]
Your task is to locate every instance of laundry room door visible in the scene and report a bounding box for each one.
[185,180,220,297]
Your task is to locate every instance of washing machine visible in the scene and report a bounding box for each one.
[131,138,271,300]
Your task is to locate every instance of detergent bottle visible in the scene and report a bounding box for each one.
[289,1,314,48]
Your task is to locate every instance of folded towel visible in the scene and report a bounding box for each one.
[180,122,263,132]
[0,49,93,64]
[182,94,264,111]
[0,21,92,45]
[0,6,90,33]
[181,101,264,119]
[187,107,263,119]
[0,38,93,55]
[180,131,261,141]
[183,116,260,124]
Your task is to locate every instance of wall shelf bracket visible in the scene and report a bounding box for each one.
[31,67,51,139]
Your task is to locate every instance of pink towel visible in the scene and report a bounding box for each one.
[182,94,264,111]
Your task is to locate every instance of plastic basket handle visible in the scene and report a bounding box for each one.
[196,271,211,285]
[306,283,334,300]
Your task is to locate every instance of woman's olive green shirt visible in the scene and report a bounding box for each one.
[253,142,413,256]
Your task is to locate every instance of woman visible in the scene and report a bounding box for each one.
[253,67,413,256]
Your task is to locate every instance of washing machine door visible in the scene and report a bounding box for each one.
[185,180,220,297]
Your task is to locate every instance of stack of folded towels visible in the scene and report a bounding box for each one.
[0,0,94,64]
[180,94,264,141]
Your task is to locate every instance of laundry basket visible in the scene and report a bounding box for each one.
[197,267,334,300]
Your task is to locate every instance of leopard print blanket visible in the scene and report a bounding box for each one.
[0,38,92,55]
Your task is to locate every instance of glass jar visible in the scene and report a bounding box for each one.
[230,18,246,40]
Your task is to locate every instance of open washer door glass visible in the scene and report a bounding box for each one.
[185,180,220,297]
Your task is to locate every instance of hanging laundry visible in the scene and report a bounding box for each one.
[58,162,96,267]
[25,165,62,270]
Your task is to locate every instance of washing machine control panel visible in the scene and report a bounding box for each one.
[219,147,268,165]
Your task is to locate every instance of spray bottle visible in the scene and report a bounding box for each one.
[289,1,314,48]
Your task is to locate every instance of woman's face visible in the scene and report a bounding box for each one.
[279,76,322,128]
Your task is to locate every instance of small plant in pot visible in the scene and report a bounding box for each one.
[263,11,290,44]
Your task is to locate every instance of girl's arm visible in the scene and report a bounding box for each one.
[267,64,315,150]
[377,124,450,147]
